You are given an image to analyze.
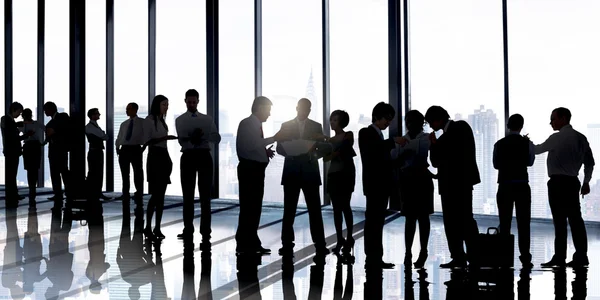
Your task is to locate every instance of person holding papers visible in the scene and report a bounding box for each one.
[277,98,330,257]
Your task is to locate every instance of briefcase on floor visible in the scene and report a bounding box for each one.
[476,227,514,268]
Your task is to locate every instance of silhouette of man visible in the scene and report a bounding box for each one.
[277,98,329,256]
[493,113,535,268]
[116,102,145,206]
[175,89,221,247]
[535,107,594,268]
[1,102,25,208]
[425,105,480,269]
[358,102,404,269]
[234,96,286,255]
[44,101,73,207]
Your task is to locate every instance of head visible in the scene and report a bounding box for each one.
[371,102,395,130]
[184,89,200,112]
[507,114,524,132]
[126,102,139,118]
[87,108,100,121]
[9,102,23,119]
[405,110,425,133]
[22,108,33,121]
[296,98,312,121]
[251,96,273,123]
[330,110,350,132]
[150,95,169,117]
[43,101,57,117]
[550,107,571,131]
[424,105,450,131]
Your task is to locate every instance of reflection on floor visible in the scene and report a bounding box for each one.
[0,192,597,299]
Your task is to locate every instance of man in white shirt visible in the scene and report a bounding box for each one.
[534,107,595,268]
[175,89,221,248]
[115,102,145,206]
[235,96,286,255]
[1,102,25,207]
[85,108,110,201]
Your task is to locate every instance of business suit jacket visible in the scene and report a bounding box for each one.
[1,116,23,156]
[276,118,326,186]
[429,120,481,194]
[358,125,396,196]
[46,112,71,153]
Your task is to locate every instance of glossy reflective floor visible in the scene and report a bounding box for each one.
[0,190,598,299]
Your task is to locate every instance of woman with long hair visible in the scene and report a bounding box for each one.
[393,110,434,269]
[321,110,356,256]
[143,95,177,240]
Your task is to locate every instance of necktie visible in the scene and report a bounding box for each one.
[379,131,384,140]
[125,119,134,141]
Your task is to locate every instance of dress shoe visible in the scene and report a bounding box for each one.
[541,258,566,268]
[440,259,467,269]
[100,194,111,200]
[257,247,271,255]
[278,247,294,257]
[522,261,534,269]
[414,251,428,269]
[566,257,589,268]
[49,195,63,201]
[177,229,194,239]
[365,260,395,269]
[316,247,330,256]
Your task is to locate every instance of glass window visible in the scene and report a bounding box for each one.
[218,0,254,199]
[409,0,505,215]
[262,0,323,204]
[156,0,206,196]
[0,3,4,185]
[13,0,38,187]
[42,0,71,189]
[330,0,389,208]
[508,0,600,221]
[114,0,149,194]
[86,0,107,191]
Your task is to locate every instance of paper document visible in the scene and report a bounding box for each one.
[280,139,316,156]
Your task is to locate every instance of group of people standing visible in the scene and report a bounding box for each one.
[2,93,594,271]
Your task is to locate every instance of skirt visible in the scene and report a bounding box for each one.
[399,170,434,217]
[22,141,42,171]
[327,169,356,195]
[146,146,172,185]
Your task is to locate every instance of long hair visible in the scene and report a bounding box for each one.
[150,95,169,131]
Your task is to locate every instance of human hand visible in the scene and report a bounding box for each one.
[46,128,55,137]
[274,129,287,142]
[190,128,204,145]
[312,133,327,141]
[581,182,590,196]
[394,136,408,146]
[266,145,275,159]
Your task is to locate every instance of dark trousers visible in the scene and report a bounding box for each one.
[440,187,479,262]
[118,145,144,199]
[364,193,388,262]
[235,159,268,251]
[87,149,104,199]
[548,175,587,260]
[497,182,531,263]
[4,154,20,202]
[23,142,42,201]
[281,184,326,250]
[181,149,213,239]
[49,149,70,199]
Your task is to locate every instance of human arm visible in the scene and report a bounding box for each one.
[534,133,559,155]
[238,119,277,154]
[583,139,595,185]
[493,143,499,170]
[528,139,535,166]
[208,119,221,144]
[115,122,124,154]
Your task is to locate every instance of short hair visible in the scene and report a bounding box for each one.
[507,114,524,130]
[251,96,273,113]
[185,89,199,99]
[22,108,33,120]
[43,101,58,112]
[371,102,395,123]
[330,110,350,129]
[9,102,23,113]
[553,107,571,122]
[424,105,450,124]
[87,108,100,118]
[297,98,312,108]
[405,110,425,127]
[127,102,139,111]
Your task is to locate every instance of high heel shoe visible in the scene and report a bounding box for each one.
[333,238,345,254]
[153,228,165,240]
[143,227,154,240]
[342,236,355,255]
[414,251,428,269]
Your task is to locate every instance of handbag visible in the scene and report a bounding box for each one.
[476,227,514,268]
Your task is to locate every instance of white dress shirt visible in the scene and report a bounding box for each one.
[296,118,307,138]
[144,115,169,148]
[22,121,45,144]
[391,132,431,170]
[535,124,595,183]
[236,114,274,163]
[116,116,145,147]
[85,120,107,140]
[175,111,221,151]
